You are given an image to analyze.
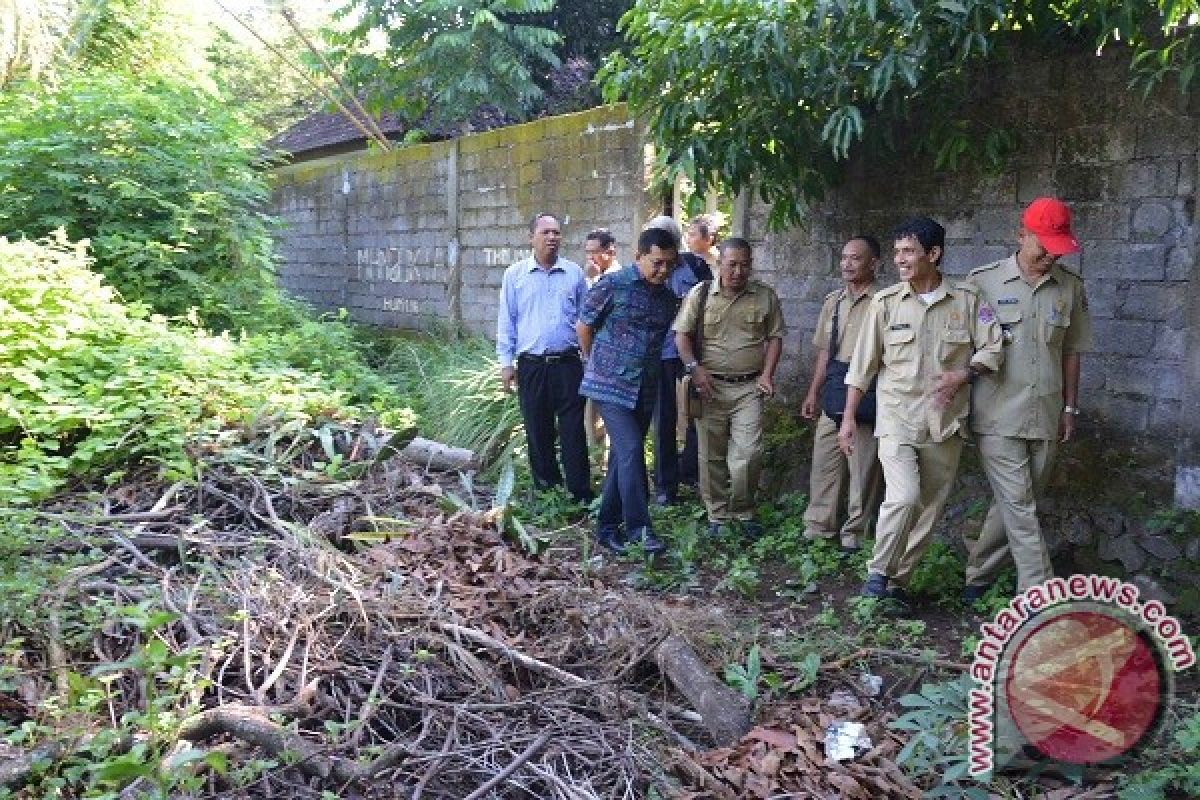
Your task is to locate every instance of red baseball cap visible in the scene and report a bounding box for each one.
[1022,197,1080,256]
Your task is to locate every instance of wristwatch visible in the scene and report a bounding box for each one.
[684,360,699,373]
[1063,405,1081,416]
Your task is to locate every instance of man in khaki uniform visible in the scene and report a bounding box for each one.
[674,238,785,536]
[801,236,884,551]
[839,217,1003,604]
[963,198,1093,599]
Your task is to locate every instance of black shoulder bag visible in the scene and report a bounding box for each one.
[820,292,877,424]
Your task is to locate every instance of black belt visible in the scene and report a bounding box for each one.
[709,372,760,384]
[518,350,580,364]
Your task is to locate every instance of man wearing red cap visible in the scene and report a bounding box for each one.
[962,197,1093,601]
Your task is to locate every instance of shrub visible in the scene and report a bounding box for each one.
[0,233,404,505]
[0,72,276,326]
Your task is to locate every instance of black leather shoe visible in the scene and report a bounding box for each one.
[627,526,666,555]
[861,572,889,598]
[595,528,624,553]
[962,583,991,606]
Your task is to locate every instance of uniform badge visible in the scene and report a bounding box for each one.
[950,310,963,326]
[978,303,996,324]
[1050,298,1066,324]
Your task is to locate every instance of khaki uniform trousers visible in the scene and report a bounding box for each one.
[965,435,1057,591]
[803,414,882,548]
[869,436,964,586]
[696,380,763,521]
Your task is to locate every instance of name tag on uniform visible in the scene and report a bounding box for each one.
[997,297,1019,305]
[889,323,911,331]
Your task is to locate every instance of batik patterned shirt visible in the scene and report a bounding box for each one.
[578,265,677,409]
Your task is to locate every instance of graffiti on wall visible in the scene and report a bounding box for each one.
[355,246,448,316]
[482,247,533,267]
[355,246,450,284]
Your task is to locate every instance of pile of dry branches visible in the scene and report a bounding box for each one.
[2,423,929,798]
[2,425,738,799]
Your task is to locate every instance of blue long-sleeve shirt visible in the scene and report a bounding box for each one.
[496,256,587,368]
[662,253,711,359]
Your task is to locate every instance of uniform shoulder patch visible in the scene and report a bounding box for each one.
[966,261,1002,277]
[951,280,981,294]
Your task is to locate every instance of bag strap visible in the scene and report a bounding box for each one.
[693,281,711,360]
[828,289,844,356]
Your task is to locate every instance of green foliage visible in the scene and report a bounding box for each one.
[1,0,211,88]
[602,0,1200,229]
[890,675,988,798]
[907,540,966,604]
[0,71,276,325]
[70,0,213,81]
[1117,708,1200,799]
[207,26,317,136]
[325,0,562,128]
[723,644,763,701]
[5,604,227,798]
[0,234,401,505]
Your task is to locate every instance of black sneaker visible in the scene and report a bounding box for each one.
[861,572,889,598]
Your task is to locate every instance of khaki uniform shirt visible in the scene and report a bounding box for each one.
[673,277,786,374]
[813,285,878,362]
[846,278,1004,443]
[967,255,1093,439]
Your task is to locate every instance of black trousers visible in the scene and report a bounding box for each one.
[652,357,699,500]
[516,355,593,502]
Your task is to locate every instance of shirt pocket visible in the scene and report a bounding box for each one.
[998,308,1022,346]
[938,327,972,365]
[1045,318,1069,348]
[743,308,766,327]
[561,292,580,322]
[884,328,916,362]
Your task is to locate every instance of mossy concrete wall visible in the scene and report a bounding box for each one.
[270,105,652,335]
[740,49,1199,453]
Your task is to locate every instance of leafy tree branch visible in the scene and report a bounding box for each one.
[601,0,1200,229]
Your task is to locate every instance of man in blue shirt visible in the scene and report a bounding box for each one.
[496,213,593,504]
[643,216,713,505]
[577,227,679,554]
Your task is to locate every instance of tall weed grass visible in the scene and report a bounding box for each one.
[369,333,522,471]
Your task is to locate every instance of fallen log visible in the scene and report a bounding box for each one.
[655,635,751,747]
[178,704,409,785]
[399,437,479,471]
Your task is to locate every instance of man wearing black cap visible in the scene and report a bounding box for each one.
[962,198,1094,601]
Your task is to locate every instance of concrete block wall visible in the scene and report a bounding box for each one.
[742,49,1199,439]
[270,105,654,336]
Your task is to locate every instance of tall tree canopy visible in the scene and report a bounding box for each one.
[601,0,1200,228]
[324,0,562,129]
